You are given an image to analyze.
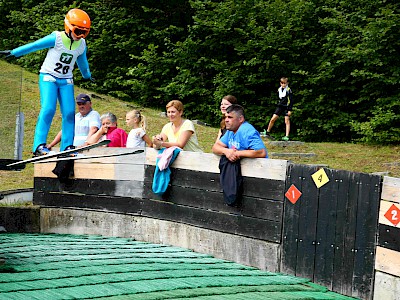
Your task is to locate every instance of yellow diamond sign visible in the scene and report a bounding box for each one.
[311,168,330,188]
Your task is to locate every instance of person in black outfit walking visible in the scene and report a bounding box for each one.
[264,77,294,141]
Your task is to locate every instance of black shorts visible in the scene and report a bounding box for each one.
[274,106,289,117]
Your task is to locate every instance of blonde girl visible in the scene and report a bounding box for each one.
[125,110,152,148]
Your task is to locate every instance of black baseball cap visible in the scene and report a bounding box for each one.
[76,93,91,103]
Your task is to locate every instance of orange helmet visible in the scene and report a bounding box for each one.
[64,8,91,39]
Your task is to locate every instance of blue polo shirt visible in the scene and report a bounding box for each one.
[220,121,268,158]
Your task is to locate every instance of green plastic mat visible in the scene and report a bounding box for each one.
[0,233,358,300]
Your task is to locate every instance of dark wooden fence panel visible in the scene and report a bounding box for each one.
[34,191,282,242]
[169,168,221,192]
[331,170,353,297]
[141,165,284,242]
[378,224,400,252]
[281,164,381,300]
[314,168,337,287]
[35,178,117,195]
[281,163,301,276]
[144,166,284,220]
[297,167,319,281]
[146,166,285,200]
[351,173,381,299]
[145,185,282,222]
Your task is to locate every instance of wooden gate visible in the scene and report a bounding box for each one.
[281,163,381,300]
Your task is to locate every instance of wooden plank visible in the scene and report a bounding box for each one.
[33,192,281,242]
[145,148,288,180]
[145,166,285,201]
[115,180,144,198]
[145,149,220,172]
[35,163,115,179]
[373,271,400,300]
[242,176,285,200]
[35,162,145,181]
[351,173,381,299]
[34,178,144,199]
[144,164,284,221]
[375,246,400,277]
[378,224,400,252]
[167,167,221,192]
[240,196,283,222]
[381,176,400,203]
[34,148,146,179]
[34,177,61,192]
[295,165,319,281]
[143,184,283,222]
[35,162,118,179]
[314,168,338,289]
[331,170,353,296]
[34,163,57,178]
[114,163,145,181]
[379,200,400,227]
[240,157,287,181]
[33,192,143,211]
[281,163,302,276]
[339,172,359,296]
[34,177,114,196]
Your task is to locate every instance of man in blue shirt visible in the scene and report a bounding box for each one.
[212,104,268,161]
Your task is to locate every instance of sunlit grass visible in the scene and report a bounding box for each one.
[267,142,399,175]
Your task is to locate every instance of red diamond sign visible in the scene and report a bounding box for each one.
[285,184,302,204]
[384,204,400,226]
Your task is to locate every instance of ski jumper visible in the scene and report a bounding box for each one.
[10,31,91,152]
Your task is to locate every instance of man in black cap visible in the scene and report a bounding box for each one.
[47,93,101,149]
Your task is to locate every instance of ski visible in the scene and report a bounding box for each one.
[36,149,145,163]
[6,139,111,167]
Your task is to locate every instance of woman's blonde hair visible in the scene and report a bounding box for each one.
[126,109,147,131]
[166,100,184,112]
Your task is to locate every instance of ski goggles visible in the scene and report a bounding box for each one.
[71,26,90,39]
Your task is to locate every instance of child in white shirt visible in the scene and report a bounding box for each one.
[125,110,153,148]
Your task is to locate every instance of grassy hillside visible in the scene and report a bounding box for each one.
[0,61,399,191]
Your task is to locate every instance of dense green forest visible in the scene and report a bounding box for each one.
[0,0,399,143]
